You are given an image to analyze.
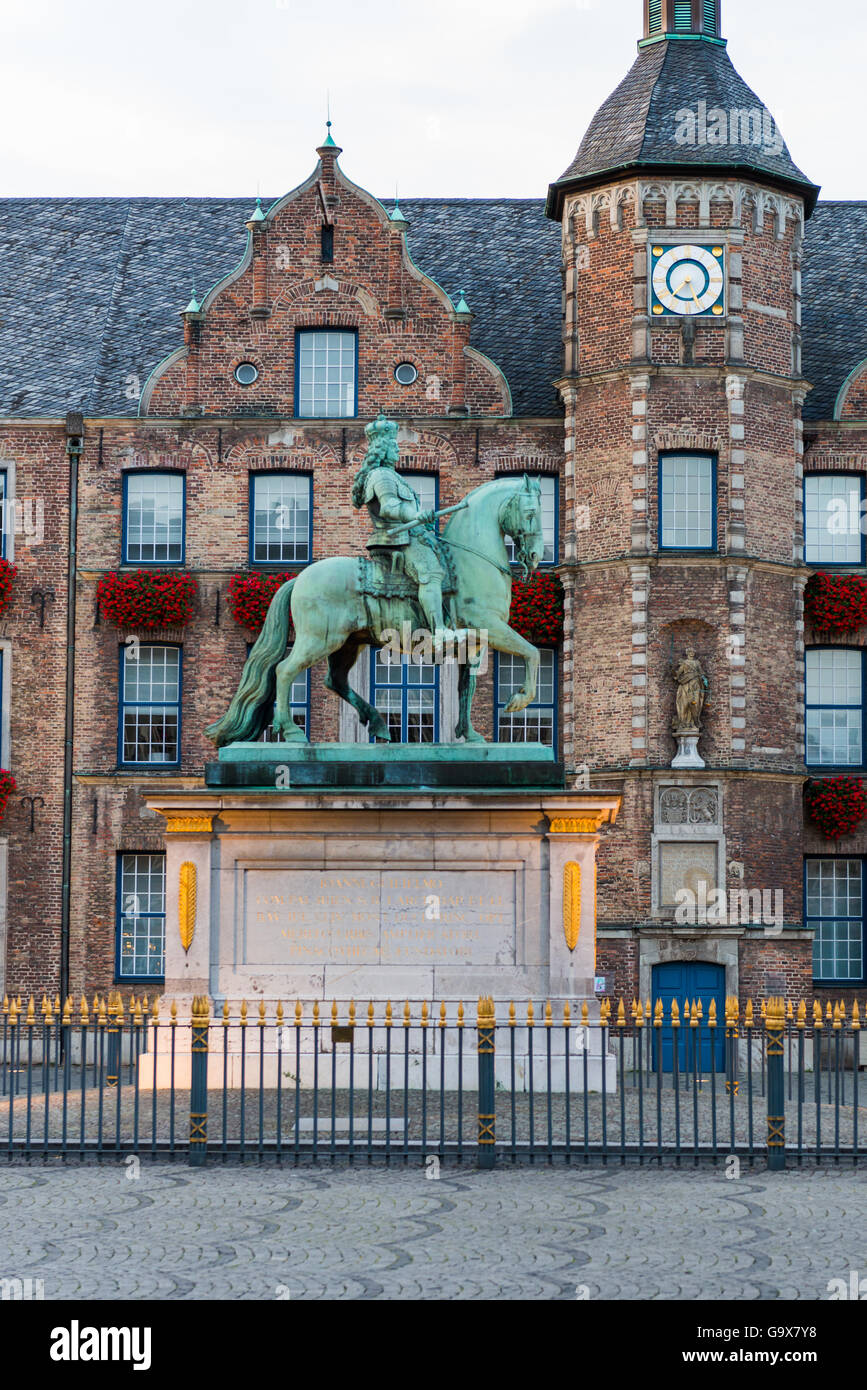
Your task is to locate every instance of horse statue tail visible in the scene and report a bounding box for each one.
[205,578,296,747]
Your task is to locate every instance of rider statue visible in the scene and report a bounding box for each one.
[351,414,457,644]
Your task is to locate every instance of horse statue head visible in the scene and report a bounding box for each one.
[499,474,546,580]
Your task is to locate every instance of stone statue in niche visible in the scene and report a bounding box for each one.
[670,648,708,769]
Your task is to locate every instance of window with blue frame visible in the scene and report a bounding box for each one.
[399,472,438,518]
[123,472,184,564]
[806,857,864,983]
[117,852,166,981]
[804,474,864,566]
[499,474,557,565]
[805,648,863,768]
[495,648,557,746]
[370,649,438,743]
[0,470,6,560]
[659,452,716,551]
[120,644,181,766]
[250,473,312,565]
[296,329,357,418]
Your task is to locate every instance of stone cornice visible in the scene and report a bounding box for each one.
[558,553,812,579]
[555,364,811,397]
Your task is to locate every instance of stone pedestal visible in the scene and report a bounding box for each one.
[145,782,621,1090]
[671,728,705,769]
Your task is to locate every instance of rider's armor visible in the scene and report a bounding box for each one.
[363,467,450,633]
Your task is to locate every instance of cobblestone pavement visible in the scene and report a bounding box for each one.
[0,1162,865,1299]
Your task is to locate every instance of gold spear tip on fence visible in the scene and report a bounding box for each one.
[349,999,357,1025]
[545,1000,553,1027]
[616,998,626,1027]
[853,1000,861,1029]
[276,1001,284,1026]
[581,1002,589,1025]
[26,996,35,1025]
[765,995,786,1028]
[191,995,210,1024]
[404,1000,411,1027]
[477,995,495,1027]
[564,1001,572,1025]
[744,1000,754,1027]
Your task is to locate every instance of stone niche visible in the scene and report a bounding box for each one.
[650,780,725,919]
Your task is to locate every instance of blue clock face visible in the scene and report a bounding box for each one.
[650,244,726,318]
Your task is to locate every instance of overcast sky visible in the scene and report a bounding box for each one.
[1,0,862,201]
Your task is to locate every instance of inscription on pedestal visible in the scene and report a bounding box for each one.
[241,869,517,967]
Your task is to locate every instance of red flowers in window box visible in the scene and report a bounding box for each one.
[509,572,564,646]
[227,572,296,636]
[0,558,17,617]
[97,571,198,629]
[805,776,867,839]
[0,770,16,824]
[804,572,867,633]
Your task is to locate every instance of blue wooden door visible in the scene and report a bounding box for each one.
[652,961,726,1072]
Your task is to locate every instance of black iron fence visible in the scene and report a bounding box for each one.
[0,993,863,1165]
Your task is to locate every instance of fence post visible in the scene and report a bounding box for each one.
[106,992,120,1088]
[189,995,210,1167]
[766,995,786,1170]
[477,996,496,1169]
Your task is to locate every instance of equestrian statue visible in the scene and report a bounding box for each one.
[206,413,546,747]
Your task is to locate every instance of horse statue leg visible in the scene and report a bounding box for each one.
[324,637,391,741]
[485,617,540,713]
[455,655,485,742]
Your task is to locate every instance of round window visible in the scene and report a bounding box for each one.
[394,362,418,386]
[234,362,259,386]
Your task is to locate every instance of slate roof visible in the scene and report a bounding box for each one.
[0,193,863,423]
[0,196,563,421]
[547,39,819,218]
[801,202,867,421]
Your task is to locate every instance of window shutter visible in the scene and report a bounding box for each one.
[674,0,693,29]
[703,0,717,33]
[648,0,663,33]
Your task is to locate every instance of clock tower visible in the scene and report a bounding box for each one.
[547,0,821,1003]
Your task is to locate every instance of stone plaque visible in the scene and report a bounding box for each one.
[657,842,718,909]
[241,868,516,967]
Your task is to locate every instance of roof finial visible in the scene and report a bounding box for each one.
[389,182,407,226]
[454,288,471,315]
[184,275,201,315]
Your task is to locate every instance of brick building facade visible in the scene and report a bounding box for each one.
[1,0,867,1013]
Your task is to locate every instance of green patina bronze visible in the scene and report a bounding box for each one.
[206,413,546,749]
